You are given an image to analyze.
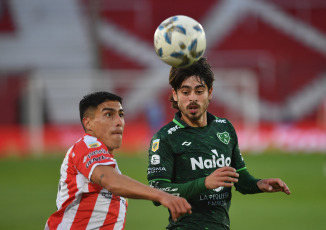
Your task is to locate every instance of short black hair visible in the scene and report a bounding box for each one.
[79,91,122,131]
[169,57,214,109]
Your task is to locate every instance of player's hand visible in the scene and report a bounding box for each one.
[159,194,192,222]
[205,166,239,190]
[257,178,291,195]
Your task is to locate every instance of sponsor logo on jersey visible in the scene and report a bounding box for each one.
[87,148,109,159]
[101,192,128,207]
[190,151,231,170]
[213,187,224,192]
[148,166,166,174]
[200,191,230,201]
[151,139,160,152]
[150,154,160,165]
[86,155,113,168]
[182,141,192,146]
[167,125,180,134]
[217,131,230,145]
[215,119,226,124]
[200,191,230,206]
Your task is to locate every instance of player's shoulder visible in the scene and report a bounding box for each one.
[73,135,107,157]
[74,135,100,148]
[209,114,235,130]
[154,120,181,139]
[212,116,231,125]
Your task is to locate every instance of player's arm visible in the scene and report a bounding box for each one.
[91,165,192,221]
[234,167,262,194]
[227,122,263,195]
[149,177,207,201]
[235,168,291,195]
[230,143,290,195]
[257,178,291,194]
[231,143,262,194]
[149,167,239,200]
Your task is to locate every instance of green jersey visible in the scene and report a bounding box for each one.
[147,111,261,230]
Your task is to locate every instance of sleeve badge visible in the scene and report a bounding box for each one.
[151,139,160,152]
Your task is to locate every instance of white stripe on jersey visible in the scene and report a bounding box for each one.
[56,201,80,230]
[113,198,127,230]
[86,188,111,229]
[56,147,72,210]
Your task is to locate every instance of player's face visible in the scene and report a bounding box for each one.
[84,100,125,152]
[172,76,212,127]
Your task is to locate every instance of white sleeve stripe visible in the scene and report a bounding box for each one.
[88,162,116,181]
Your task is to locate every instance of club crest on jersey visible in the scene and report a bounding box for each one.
[217,132,230,145]
[151,139,160,152]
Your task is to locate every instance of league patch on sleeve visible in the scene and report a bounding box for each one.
[150,154,160,165]
[151,139,160,152]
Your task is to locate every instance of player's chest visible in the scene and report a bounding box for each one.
[169,127,233,154]
[168,129,234,172]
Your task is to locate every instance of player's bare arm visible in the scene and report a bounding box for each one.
[257,178,291,195]
[91,165,192,221]
[205,166,239,190]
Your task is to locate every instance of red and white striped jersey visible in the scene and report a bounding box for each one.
[45,134,128,230]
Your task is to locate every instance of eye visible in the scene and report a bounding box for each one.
[196,88,205,94]
[119,113,124,118]
[105,113,111,117]
[182,91,189,95]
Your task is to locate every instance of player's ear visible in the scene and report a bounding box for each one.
[83,117,92,131]
[208,87,213,101]
[172,88,178,101]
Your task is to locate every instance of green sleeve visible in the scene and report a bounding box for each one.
[149,177,208,205]
[235,168,262,194]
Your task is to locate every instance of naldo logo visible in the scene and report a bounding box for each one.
[190,149,231,170]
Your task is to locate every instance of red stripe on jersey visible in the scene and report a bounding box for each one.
[46,207,66,229]
[70,193,99,229]
[100,195,121,230]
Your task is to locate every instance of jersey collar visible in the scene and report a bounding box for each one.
[172,111,218,128]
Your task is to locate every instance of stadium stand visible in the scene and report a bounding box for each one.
[0,0,325,154]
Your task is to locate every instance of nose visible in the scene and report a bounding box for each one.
[115,115,124,127]
[189,91,197,102]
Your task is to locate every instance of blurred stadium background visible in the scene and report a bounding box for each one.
[0,0,325,229]
[1,0,326,155]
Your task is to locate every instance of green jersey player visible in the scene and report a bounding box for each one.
[147,58,291,230]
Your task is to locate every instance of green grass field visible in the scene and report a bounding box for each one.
[0,153,325,230]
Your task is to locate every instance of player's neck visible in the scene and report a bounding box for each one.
[180,113,207,127]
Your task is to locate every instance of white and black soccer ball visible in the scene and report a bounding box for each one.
[154,15,206,68]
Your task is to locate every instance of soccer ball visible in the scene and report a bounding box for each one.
[154,15,206,68]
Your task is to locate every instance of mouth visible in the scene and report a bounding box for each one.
[112,130,123,135]
[187,103,199,114]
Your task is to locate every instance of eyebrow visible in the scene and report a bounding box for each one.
[179,84,206,89]
[101,108,124,113]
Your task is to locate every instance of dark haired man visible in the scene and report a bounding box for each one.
[45,91,191,230]
[147,58,291,230]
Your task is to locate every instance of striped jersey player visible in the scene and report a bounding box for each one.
[45,134,127,230]
[45,91,192,230]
